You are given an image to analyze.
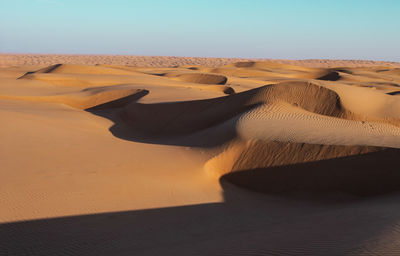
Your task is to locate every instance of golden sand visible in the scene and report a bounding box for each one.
[1,55,400,255]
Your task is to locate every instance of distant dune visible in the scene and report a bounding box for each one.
[1,55,400,255]
[2,53,400,68]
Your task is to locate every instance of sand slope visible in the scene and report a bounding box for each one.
[1,55,400,255]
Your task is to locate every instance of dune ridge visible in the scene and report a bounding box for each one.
[2,57,400,255]
[205,140,400,196]
[120,80,400,137]
[22,63,139,75]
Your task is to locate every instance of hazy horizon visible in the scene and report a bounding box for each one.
[1,0,399,61]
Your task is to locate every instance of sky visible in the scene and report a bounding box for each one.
[1,0,399,61]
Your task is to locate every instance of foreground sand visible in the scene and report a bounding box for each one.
[1,55,400,255]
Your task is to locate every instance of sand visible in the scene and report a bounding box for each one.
[1,54,400,255]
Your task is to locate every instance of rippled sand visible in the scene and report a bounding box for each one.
[1,55,400,255]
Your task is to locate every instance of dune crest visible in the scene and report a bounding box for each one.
[206,140,400,196]
[2,56,400,255]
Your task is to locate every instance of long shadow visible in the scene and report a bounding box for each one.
[86,90,150,110]
[317,71,341,81]
[22,84,395,254]
[89,108,242,147]
[2,188,400,255]
[2,121,400,255]
[222,148,400,198]
[85,87,262,147]
[387,91,400,96]
[85,81,355,148]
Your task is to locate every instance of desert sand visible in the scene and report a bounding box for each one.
[1,54,400,255]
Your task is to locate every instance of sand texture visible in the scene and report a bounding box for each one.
[1,55,400,255]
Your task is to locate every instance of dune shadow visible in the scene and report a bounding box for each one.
[332,68,353,74]
[221,148,400,198]
[387,91,400,96]
[85,81,351,148]
[317,71,341,81]
[85,87,262,147]
[17,64,63,79]
[89,106,241,147]
[86,90,150,110]
[4,85,400,255]
[2,188,400,255]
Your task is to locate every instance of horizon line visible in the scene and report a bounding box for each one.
[1,52,399,64]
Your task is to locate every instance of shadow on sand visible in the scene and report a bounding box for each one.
[223,148,400,197]
[2,183,400,255]
[3,87,399,255]
[85,90,257,147]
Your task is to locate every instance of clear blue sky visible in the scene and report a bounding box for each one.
[1,0,399,61]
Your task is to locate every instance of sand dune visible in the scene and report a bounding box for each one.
[164,72,228,85]
[24,63,139,75]
[17,64,234,96]
[1,55,400,255]
[206,141,400,196]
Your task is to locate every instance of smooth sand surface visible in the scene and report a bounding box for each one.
[1,55,400,255]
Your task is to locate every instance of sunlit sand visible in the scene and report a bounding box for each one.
[1,54,400,255]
